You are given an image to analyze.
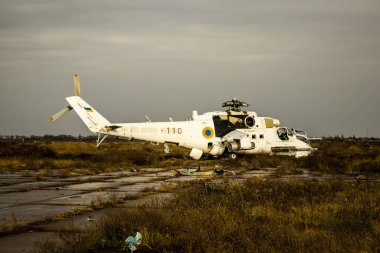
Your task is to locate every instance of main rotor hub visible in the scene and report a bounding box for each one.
[222,98,249,112]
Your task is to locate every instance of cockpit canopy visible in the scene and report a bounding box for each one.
[277,127,310,144]
[277,127,293,140]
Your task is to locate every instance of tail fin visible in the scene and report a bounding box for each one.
[51,74,113,134]
[66,96,110,133]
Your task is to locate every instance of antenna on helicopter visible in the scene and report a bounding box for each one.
[222,98,249,112]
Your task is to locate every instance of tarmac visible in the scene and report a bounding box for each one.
[0,167,272,253]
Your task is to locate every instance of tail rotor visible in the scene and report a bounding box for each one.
[50,74,81,122]
[73,74,80,96]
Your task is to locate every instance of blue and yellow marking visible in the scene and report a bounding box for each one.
[202,127,214,139]
[84,107,93,112]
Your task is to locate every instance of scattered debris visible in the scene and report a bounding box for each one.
[187,163,201,170]
[175,165,237,177]
[126,232,142,252]
[179,168,200,176]
[178,168,213,176]
[86,215,94,222]
[164,143,170,154]
[213,169,236,177]
[356,174,368,180]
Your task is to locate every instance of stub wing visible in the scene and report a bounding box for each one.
[221,130,247,141]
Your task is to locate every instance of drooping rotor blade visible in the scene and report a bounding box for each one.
[50,106,73,122]
[73,74,80,96]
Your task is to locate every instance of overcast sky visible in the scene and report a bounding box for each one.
[0,0,379,137]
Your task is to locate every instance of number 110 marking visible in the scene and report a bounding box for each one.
[166,127,182,134]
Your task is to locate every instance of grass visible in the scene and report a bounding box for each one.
[33,178,379,253]
[0,212,27,234]
[303,139,380,175]
[0,138,378,252]
[239,139,380,176]
[0,140,168,176]
[1,138,379,177]
[44,207,93,223]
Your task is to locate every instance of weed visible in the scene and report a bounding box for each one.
[43,207,93,223]
[90,193,120,209]
[36,168,51,180]
[33,223,100,253]
[123,193,139,200]
[0,212,26,234]
[21,170,32,177]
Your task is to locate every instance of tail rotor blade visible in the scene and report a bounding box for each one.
[50,106,73,122]
[73,74,80,96]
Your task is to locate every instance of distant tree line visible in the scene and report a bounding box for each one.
[0,134,378,142]
[0,134,129,142]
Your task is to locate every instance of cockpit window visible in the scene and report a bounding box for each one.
[295,130,306,136]
[296,135,310,144]
[287,128,293,136]
[277,127,289,141]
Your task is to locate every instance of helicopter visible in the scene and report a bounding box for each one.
[51,75,315,160]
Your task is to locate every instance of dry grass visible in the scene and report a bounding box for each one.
[5,138,374,252]
[90,193,122,210]
[1,138,379,177]
[33,222,100,253]
[44,207,93,223]
[0,140,169,176]
[33,178,379,253]
[0,212,27,234]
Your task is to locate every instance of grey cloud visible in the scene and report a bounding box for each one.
[0,0,379,137]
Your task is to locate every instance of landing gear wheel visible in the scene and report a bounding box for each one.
[228,153,238,160]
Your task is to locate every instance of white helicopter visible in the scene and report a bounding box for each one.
[51,75,315,160]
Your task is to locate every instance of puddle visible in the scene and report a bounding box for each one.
[238,170,271,178]
[164,176,203,183]
[44,191,128,206]
[0,189,81,204]
[149,171,177,177]
[64,182,120,191]
[0,204,77,225]
[0,231,57,253]
[115,182,163,192]
[0,181,67,193]
[106,176,157,184]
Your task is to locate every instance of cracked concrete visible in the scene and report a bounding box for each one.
[0,167,272,253]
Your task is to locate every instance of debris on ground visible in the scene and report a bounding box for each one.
[126,232,142,252]
[213,169,236,176]
[86,216,94,222]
